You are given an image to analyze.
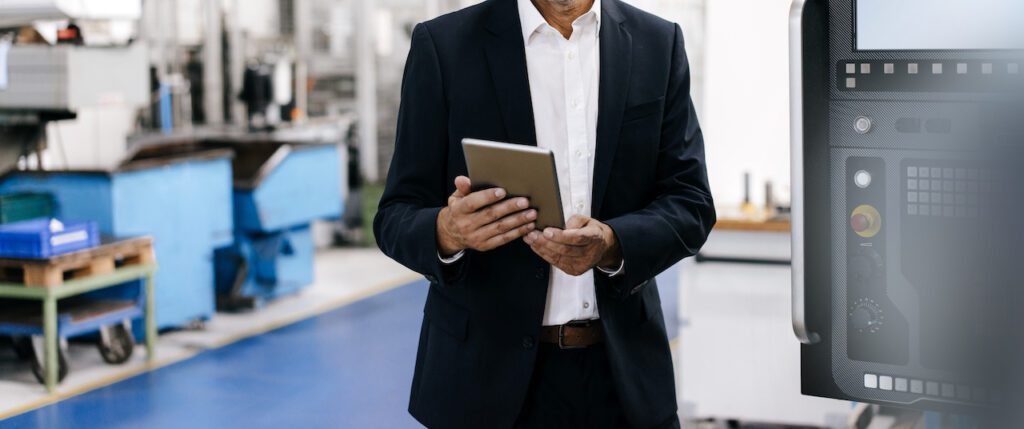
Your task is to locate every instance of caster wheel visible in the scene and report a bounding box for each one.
[98,322,135,365]
[29,337,69,385]
[12,336,33,361]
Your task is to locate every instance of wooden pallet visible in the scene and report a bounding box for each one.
[0,237,154,288]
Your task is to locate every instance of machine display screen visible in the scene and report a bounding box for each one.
[856,0,1024,51]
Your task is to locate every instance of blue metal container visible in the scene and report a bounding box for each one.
[215,225,314,308]
[0,150,234,329]
[227,142,343,233]
[0,219,100,258]
[199,140,341,309]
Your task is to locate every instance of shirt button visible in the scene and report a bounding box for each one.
[522,336,535,349]
[583,302,590,309]
[575,150,583,157]
[567,51,576,60]
[575,202,585,211]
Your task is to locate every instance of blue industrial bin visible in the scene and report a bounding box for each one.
[0,149,234,329]
[200,139,342,309]
[215,225,314,308]
[226,142,343,233]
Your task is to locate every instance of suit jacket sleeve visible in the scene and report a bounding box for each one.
[603,24,716,298]
[373,23,466,287]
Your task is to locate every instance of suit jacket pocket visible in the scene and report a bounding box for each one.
[424,288,470,341]
[622,96,666,123]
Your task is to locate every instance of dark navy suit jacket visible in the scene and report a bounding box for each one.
[374,0,716,427]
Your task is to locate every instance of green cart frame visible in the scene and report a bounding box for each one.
[0,264,158,392]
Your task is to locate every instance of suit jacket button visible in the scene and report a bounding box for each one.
[425,275,438,283]
[522,336,535,349]
[535,268,546,279]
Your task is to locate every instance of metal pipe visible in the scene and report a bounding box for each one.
[203,0,224,125]
[354,0,379,181]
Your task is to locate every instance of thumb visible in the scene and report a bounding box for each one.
[566,214,590,230]
[453,176,473,197]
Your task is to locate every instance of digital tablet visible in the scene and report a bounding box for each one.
[461,138,565,230]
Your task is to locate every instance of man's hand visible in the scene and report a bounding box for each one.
[524,215,622,276]
[436,176,537,255]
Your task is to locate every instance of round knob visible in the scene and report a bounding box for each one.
[849,248,884,281]
[850,298,884,333]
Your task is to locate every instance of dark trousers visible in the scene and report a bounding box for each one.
[515,343,681,429]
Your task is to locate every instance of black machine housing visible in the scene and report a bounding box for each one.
[792,0,1024,411]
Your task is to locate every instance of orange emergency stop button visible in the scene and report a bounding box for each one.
[851,205,881,238]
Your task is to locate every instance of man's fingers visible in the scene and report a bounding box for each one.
[482,222,536,250]
[526,234,586,275]
[525,233,561,263]
[527,231,588,257]
[453,176,473,197]
[566,214,590,230]
[456,187,508,214]
[470,197,529,226]
[482,209,537,239]
[542,227,594,246]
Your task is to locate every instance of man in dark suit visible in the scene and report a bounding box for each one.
[374,0,715,427]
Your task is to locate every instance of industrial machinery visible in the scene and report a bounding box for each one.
[791,0,1024,414]
[0,0,148,171]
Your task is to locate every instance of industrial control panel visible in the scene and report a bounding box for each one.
[791,0,1024,413]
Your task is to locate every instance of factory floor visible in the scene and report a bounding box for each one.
[0,248,681,428]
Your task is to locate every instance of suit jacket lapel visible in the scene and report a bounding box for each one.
[484,0,537,147]
[592,0,631,216]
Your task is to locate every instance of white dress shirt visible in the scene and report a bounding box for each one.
[519,0,603,326]
[441,0,620,326]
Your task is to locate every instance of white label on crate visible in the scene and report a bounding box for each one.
[51,230,88,247]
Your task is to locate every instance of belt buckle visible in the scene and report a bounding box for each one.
[557,320,589,350]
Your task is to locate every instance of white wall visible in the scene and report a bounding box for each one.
[702,0,791,207]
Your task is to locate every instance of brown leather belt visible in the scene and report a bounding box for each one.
[539,320,604,349]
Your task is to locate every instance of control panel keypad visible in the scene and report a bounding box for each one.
[904,162,986,218]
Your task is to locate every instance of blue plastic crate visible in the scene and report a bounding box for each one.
[0,219,100,258]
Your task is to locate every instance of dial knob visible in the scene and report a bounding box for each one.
[849,298,884,333]
[849,248,884,281]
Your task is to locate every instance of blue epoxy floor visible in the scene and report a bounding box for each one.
[2,268,678,429]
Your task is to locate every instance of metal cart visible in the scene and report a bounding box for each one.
[0,237,158,392]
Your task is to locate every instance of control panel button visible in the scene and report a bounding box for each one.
[910,380,924,394]
[853,170,872,188]
[895,118,922,133]
[850,205,882,238]
[854,116,873,134]
[879,376,894,391]
[864,374,878,389]
[895,378,908,392]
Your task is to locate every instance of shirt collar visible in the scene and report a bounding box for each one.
[517,0,602,44]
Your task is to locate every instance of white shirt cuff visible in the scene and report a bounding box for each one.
[438,250,466,265]
[596,259,625,277]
